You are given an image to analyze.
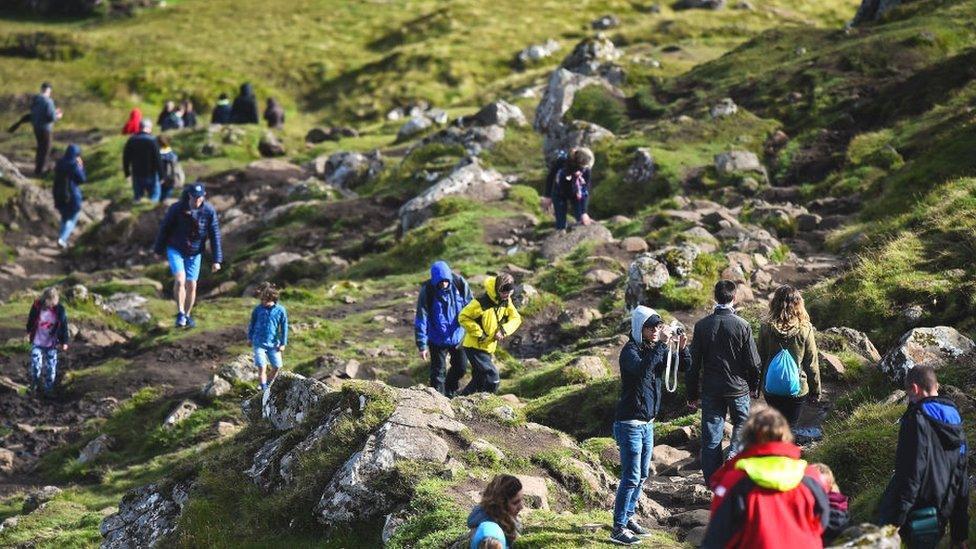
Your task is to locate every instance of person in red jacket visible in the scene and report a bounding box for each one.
[702,406,830,549]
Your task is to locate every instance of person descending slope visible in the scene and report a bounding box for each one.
[248,283,288,392]
[458,273,521,395]
[123,119,162,202]
[415,260,472,397]
[26,287,69,397]
[52,144,87,249]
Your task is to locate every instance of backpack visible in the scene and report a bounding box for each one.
[764,347,801,397]
[161,154,185,188]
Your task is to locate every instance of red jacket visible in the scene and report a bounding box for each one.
[702,441,829,549]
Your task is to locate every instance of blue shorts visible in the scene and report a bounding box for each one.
[254,346,283,369]
[167,247,202,281]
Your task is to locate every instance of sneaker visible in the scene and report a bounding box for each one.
[610,527,641,546]
[259,382,268,392]
[627,520,653,538]
[175,312,187,327]
[57,238,68,249]
[184,315,196,329]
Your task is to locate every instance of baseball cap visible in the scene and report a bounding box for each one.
[188,183,206,198]
[643,314,663,329]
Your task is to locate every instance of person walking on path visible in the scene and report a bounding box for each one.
[26,287,69,396]
[123,119,162,202]
[687,279,761,483]
[878,365,970,549]
[157,134,184,201]
[230,83,259,124]
[153,182,223,328]
[757,285,821,427]
[541,147,594,230]
[611,306,690,546]
[468,475,523,548]
[211,93,232,124]
[415,260,472,397]
[31,82,62,177]
[702,407,830,548]
[458,273,521,395]
[248,283,288,392]
[52,144,86,248]
[263,98,285,129]
[122,108,142,135]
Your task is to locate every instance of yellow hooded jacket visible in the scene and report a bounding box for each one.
[459,276,522,354]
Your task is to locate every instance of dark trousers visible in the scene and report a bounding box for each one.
[429,343,468,397]
[459,348,499,395]
[765,393,804,426]
[552,194,588,230]
[33,127,52,176]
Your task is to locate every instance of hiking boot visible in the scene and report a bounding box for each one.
[627,520,653,538]
[610,526,641,546]
[184,315,197,329]
[175,312,187,327]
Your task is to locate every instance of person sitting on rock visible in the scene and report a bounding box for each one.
[415,260,472,397]
[230,83,259,125]
[122,107,142,135]
[153,182,223,329]
[26,287,69,396]
[611,306,690,546]
[248,282,288,392]
[877,365,969,548]
[757,285,821,428]
[52,143,86,249]
[703,406,830,548]
[158,100,183,131]
[123,119,162,202]
[811,463,849,544]
[263,97,285,129]
[687,279,761,484]
[540,147,593,230]
[211,93,232,125]
[458,273,521,396]
[468,475,523,548]
[181,100,198,129]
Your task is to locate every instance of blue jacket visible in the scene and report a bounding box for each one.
[468,506,515,548]
[30,94,56,131]
[415,261,472,350]
[153,192,224,262]
[248,302,288,348]
[616,306,690,422]
[52,144,85,215]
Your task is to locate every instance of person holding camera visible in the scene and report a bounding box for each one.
[610,306,690,546]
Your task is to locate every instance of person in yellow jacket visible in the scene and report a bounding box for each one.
[458,273,522,395]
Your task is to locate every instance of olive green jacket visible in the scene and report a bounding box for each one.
[757,322,821,398]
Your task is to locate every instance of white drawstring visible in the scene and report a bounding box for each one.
[664,321,681,393]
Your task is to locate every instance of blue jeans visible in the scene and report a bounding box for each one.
[58,209,80,242]
[613,421,654,528]
[132,174,161,202]
[552,194,588,230]
[701,393,751,483]
[30,345,58,392]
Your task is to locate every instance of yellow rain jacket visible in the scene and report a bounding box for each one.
[459,276,522,354]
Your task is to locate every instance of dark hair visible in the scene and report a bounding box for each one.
[480,475,522,542]
[257,282,280,303]
[714,280,737,305]
[495,273,515,294]
[906,365,938,392]
[40,82,52,92]
[219,92,228,100]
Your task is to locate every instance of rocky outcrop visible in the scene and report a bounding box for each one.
[534,68,622,137]
[0,153,59,229]
[560,34,623,81]
[258,131,286,157]
[468,100,527,128]
[625,254,670,309]
[399,158,510,231]
[543,120,615,160]
[78,434,113,464]
[624,148,655,185]
[241,371,333,430]
[516,39,561,67]
[878,327,976,384]
[100,482,191,549]
[103,293,151,325]
[539,223,613,261]
[312,150,384,189]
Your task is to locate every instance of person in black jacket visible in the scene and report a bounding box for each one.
[30,82,62,176]
[52,144,86,248]
[878,365,970,548]
[26,287,69,395]
[211,93,232,124]
[540,147,593,230]
[611,305,690,546]
[122,119,162,202]
[687,279,761,483]
[230,83,259,124]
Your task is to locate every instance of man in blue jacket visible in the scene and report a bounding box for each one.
[415,260,472,397]
[31,82,61,177]
[153,183,223,328]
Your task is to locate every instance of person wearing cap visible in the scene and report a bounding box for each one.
[457,272,521,396]
[153,182,223,328]
[122,118,162,202]
[610,305,690,545]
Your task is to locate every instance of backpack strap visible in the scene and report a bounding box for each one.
[801,474,831,529]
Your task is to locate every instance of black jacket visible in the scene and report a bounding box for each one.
[230,84,259,124]
[616,337,691,422]
[878,396,969,543]
[122,132,161,178]
[26,300,69,346]
[687,307,761,400]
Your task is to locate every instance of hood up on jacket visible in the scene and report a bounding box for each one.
[630,305,662,344]
[239,83,255,98]
[920,397,967,453]
[484,276,500,303]
[62,143,81,162]
[732,441,809,492]
[430,260,452,286]
[123,108,142,133]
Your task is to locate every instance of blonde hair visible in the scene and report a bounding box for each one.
[812,463,839,492]
[40,287,60,307]
[570,147,594,170]
[478,539,504,549]
[742,407,793,446]
[767,285,810,331]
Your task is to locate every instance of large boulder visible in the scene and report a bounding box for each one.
[258,131,286,157]
[242,371,333,430]
[468,100,527,128]
[879,327,976,383]
[22,485,62,514]
[651,244,700,279]
[398,158,510,231]
[624,148,655,185]
[822,327,882,363]
[218,353,258,383]
[714,150,766,180]
[828,523,900,548]
[560,34,622,77]
[397,116,433,141]
[100,482,191,549]
[104,293,151,325]
[534,68,622,136]
[77,434,113,465]
[625,254,670,309]
[312,150,384,189]
[0,153,59,227]
[539,223,613,261]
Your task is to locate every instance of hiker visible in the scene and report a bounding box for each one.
[702,407,830,548]
[230,83,259,124]
[812,463,850,544]
[611,306,690,546]
[158,100,183,131]
[26,287,69,396]
[212,93,232,124]
[687,279,761,483]
[248,283,288,392]
[122,108,142,135]
[540,147,593,230]
[877,365,970,548]
[468,475,523,548]
[181,100,198,129]
[31,82,62,176]
[52,144,86,249]
[122,119,162,202]
[458,273,521,395]
[415,260,473,397]
[158,134,184,201]
[153,182,223,328]
[263,98,285,129]
[757,285,821,427]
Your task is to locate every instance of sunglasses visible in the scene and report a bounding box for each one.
[498,284,514,294]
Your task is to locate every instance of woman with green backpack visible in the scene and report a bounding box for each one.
[757,285,821,426]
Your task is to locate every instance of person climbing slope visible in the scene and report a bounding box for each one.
[415,260,472,397]
[541,147,594,230]
[458,273,521,396]
[26,287,69,397]
[248,283,288,392]
[52,144,87,249]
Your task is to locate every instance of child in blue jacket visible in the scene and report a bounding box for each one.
[247,283,288,391]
